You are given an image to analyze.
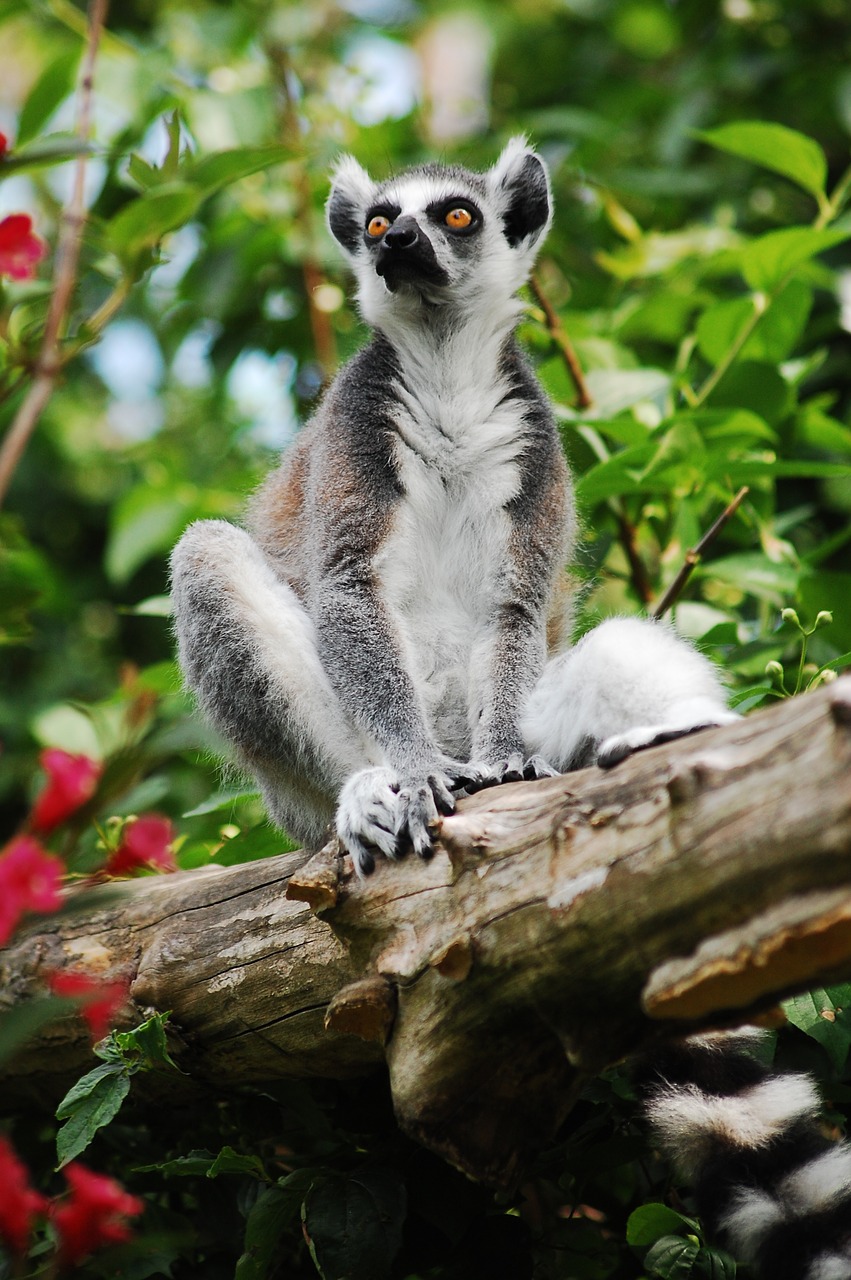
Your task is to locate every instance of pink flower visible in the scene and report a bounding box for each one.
[52,1163,143,1266]
[0,836,63,945]
[0,213,46,280]
[31,748,101,834]
[105,815,176,877]
[0,1137,49,1255]
[0,132,8,159]
[48,970,131,1043]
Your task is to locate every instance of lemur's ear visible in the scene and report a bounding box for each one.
[327,155,375,254]
[488,136,552,249]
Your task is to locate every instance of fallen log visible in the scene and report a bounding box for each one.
[2,678,850,1187]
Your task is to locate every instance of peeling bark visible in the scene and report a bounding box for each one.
[2,679,850,1187]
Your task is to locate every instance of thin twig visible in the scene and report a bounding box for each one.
[529,270,593,410]
[615,508,654,606]
[0,0,109,509]
[267,43,337,382]
[651,486,749,619]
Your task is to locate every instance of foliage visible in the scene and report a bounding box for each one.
[1,0,851,1276]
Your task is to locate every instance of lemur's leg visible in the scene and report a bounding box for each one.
[170,520,385,851]
[520,616,739,771]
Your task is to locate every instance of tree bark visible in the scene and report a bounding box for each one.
[3,679,851,1188]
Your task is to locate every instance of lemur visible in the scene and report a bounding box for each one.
[170,140,851,1278]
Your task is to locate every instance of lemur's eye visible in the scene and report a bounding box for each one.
[445,207,473,230]
[367,215,391,238]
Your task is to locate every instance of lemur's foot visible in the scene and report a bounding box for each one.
[484,753,559,784]
[597,705,740,769]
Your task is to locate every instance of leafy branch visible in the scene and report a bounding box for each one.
[0,0,109,509]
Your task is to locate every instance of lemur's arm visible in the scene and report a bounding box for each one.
[470,351,574,780]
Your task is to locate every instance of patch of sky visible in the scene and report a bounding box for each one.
[227,349,298,450]
[172,323,218,389]
[148,223,203,300]
[339,0,420,25]
[328,34,420,126]
[88,318,166,442]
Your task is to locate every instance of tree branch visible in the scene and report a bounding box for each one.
[0,0,109,508]
[2,680,850,1188]
[652,486,749,619]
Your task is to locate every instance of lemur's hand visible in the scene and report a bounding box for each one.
[479,752,558,785]
[335,759,484,876]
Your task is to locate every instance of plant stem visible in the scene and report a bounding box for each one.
[0,0,109,509]
[651,486,749,618]
[528,271,593,409]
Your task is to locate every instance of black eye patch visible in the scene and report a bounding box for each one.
[426,199,482,235]
[363,204,401,242]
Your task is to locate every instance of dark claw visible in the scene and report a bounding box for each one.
[356,847,375,875]
[597,741,634,769]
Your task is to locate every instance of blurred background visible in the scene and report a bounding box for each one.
[1,0,850,859]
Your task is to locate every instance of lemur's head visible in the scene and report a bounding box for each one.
[326,138,552,327]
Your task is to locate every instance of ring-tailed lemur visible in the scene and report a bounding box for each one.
[170,140,851,1276]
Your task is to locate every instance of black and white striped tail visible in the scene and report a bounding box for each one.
[636,1030,851,1280]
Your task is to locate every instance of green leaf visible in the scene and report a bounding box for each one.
[207,1145,266,1179]
[105,489,192,585]
[56,1062,131,1167]
[235,1172,316,1280]
[17,48,80,146]
[700,551,800,603]
[696,296,756,366]
[695,122,828,200]
[183,788,262,818]
[110,1011,179,1071]
[303,1167,406,1280]
[627,1204,699,1247]
[135,1149,219,1177]
[694,1246,738,1278]
[706,360,792,424]
[187,145,290,194]
[1,134,93,173]
[645,1234,700,1278]
[208,822,297,866]
[740,226,851,291]
[108,186,203,263]
[697,282,811,366]
[582,367,672,419]
[784,987,851,1072]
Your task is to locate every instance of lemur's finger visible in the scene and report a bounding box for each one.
[523,754,558,780]
[400,785,439,860]
[347,837,375,877]
[500,753,525,783]
[429,774,456,815]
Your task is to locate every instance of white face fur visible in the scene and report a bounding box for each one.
[326,137,553,331]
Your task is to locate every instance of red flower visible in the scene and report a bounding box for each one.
[0,213,46,281]
[105,814,176,877]
[0,132,8,158]
[0,836,64,945]
[52,1163,143,1266]
[31,748,102,834]
[48,970,131,1042]
[0,1137,49,1255]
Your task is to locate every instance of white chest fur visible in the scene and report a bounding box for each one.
[374,373,526,752]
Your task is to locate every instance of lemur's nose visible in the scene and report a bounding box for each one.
[384,217,419,249]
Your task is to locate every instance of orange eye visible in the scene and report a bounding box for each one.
[367,215,391,238]
[445,207,473,230]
